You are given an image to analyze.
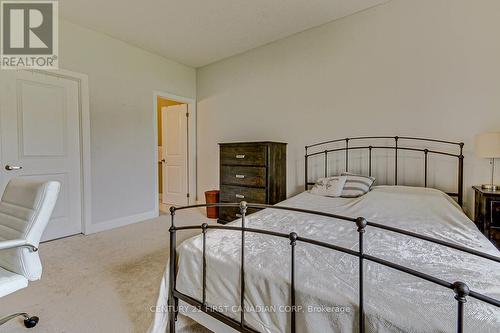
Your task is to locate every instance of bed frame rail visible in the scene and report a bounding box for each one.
[167,202,500,333]
[304,136,464,206]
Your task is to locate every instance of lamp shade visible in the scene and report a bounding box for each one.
[475,132,500,158]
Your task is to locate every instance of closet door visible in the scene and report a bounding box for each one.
[0,70,82,240]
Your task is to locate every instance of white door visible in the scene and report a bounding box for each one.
[0,70,82,241]
[162,104,188,205]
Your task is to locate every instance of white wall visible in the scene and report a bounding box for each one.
[196,0,500,213]
[60,20,196,231]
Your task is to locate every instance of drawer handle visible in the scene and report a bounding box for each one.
[235,174,245,179]
[236,213,242,218]
[235,154,245,159]
[235,194,245,199]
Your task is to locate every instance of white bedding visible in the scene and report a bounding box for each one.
[148,186,500,333]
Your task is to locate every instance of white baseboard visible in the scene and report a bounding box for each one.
[85,210,159,234]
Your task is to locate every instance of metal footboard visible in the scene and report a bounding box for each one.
[167,202,500,333]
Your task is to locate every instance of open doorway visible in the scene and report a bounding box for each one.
[154,92,197,214]
[157,96,187,212]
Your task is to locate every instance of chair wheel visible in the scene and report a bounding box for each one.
[23,316,39,328]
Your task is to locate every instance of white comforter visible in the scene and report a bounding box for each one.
[149,186,500,333]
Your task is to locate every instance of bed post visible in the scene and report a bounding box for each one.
[168,207,177,333]
[239,201,248,328]
[453,281,469,333]
[356,217,367,333]
[394,136,399,185]
[289,232,298,333]
[305,146,308,191]
[202,222,208,305]
[345,138,349,172]
[458,143,464,207]
[324,150,328,178]
[424,149,429,187]
[368,146,373,177]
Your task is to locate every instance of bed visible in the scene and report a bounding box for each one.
[148,136,500,333]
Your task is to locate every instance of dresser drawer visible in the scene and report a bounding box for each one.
[220,145,267,166]
[219,206,261,223]
[221,166,266,187]
[220,185,266,203]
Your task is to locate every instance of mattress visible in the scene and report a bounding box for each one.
[148,186,500,333]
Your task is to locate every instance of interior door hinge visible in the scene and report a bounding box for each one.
[186,112,189,117]
[187,193,190,198]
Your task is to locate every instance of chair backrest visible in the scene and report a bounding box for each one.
[0,178,60,281]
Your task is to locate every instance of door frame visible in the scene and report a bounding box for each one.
[153,91,196,211]
[30,68,92,236]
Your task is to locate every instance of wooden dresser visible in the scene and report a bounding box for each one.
[218,142,287,224]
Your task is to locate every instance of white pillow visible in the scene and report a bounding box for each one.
[310,176,347,197]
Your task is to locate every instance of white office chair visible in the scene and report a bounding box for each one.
[0,178,60,328]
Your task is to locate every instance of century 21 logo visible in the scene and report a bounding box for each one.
[1,1,54,55]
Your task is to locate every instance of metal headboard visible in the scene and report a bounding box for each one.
[304,136,464,207]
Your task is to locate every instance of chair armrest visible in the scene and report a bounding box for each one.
[0,239,38,252]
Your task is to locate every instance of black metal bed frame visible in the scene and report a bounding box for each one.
[167,137,500,333]
[305,136,465,206]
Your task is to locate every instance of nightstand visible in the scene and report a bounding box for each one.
[473,186,500,248]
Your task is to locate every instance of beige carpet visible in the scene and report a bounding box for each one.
[0,208,213,333]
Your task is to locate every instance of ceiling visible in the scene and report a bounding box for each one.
[60,0,389,68]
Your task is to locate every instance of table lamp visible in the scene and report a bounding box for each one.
[475,132,500,191]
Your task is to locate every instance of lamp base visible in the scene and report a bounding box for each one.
[481,184,499,191]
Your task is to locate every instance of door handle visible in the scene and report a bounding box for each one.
[5,165,22,171]
[235,174,245,179]
[161,159,166,164]
[235,194,245,199]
